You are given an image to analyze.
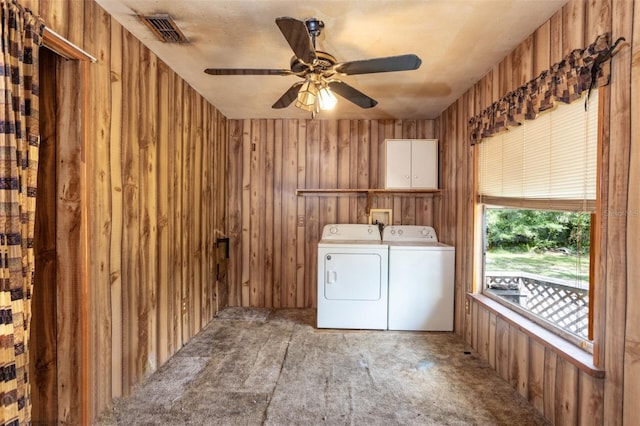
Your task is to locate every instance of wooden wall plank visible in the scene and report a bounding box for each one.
[272,120,283,307]
[605,1,632,424]
[282,120,298,307]
[349,122,359,223]
[250,120,266,306]
[578,372,604,425]
[84,2,114,417]
[218,112,229,309]
[512,34,534,87]
[180,79,192,342]
[337,120,351,222]
[555,359,579,425]
[549,9,564,65]
[533,21,551,77]
[241,119,251,307]
[201,106,210,319]
[227,120,243,307]
[585,0,611,44]
[55,57,84,426]
[296,120,307,307]
[304,120,319,308]
[138,39,159,378]
[369,120,380,191]
[171,73,184,349]
[358,121,371,223]
[319,120,338,225]
[264,120,275,308]
[478,306,490,362]
[156,61,170,366]
[193,95,204,329]
[471,301,479,353]
[108,17,124,401]
[488,312,497,369]
[529,339,545,414]
[509,327,529,399]
[496,318,510,381]
[625,2,640,425]
[202,103,211,322]
[543,348,557,422]
[121,30,141,394]
[562,0,585,55]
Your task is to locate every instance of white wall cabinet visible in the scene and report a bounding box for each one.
[385,139,438,189]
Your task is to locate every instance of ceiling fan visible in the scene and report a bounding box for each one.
[204,17,422,116]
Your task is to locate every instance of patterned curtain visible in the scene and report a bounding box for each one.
[469,33,617,144]
[0,1,44,425]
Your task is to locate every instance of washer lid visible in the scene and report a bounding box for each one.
[382,225,438,242]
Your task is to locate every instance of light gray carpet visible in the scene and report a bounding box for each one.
[97,308,550,425]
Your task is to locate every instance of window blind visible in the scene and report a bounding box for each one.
[478,90,598,211]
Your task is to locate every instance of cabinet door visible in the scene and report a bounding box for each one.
[411,139,438,189]
[385,139,412,188]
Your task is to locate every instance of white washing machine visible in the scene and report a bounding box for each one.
[317,224,388,330]
[383,225,455,331]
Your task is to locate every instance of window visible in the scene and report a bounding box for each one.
[477,91,598,349]
[484,208,591,344]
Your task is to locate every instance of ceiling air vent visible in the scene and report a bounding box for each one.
[139,14,189,43]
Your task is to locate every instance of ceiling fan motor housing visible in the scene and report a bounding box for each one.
[290,51,337,74]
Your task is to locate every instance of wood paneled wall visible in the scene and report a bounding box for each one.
[435,0,639,424]
[227,119,436,308]
[25,1,228,424]
[468,298,605,424]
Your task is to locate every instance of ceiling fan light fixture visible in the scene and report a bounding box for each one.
[295,79,318,111]
[317,84,337,111]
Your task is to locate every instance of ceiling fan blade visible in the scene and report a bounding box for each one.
[204,68,292,76]
[333,54,422,75]
[272,81,304,109]
[275,17,316,64]
[328,81,378,109]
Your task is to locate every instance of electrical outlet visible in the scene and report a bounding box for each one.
[465,299,470,313]
[297,215,305,226]
[182,297,188,313]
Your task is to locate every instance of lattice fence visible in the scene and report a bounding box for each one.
[486,273,589,339]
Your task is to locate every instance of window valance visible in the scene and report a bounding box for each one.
[469,33,622,145]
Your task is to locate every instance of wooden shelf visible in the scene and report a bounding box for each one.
[295,188,440,195]
[295,188,441,213]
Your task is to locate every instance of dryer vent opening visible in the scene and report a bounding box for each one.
[139,14,189,43]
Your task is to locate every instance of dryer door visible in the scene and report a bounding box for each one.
[322,252,382,300]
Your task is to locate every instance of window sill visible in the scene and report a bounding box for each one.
[468,292,604,378]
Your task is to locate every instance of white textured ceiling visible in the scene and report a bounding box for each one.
[95,0,567,120]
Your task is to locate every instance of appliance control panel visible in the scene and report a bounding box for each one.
[321,224,382,241]
[382,225,438,242]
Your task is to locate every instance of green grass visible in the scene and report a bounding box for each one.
[486,249,589,284]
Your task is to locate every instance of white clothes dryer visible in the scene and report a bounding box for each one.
[317,224,388,330]
[383,225,455,331]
